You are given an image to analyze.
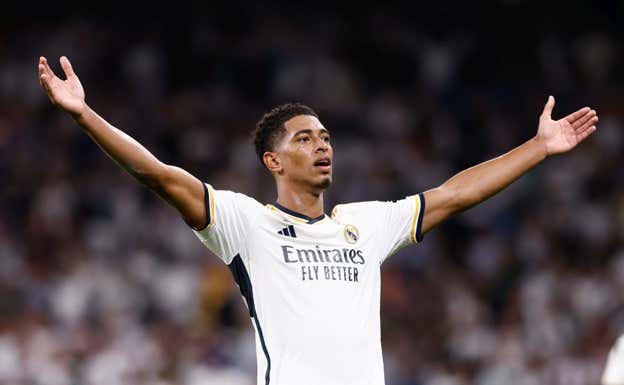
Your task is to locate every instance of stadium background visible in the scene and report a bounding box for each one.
[2,1,624,384]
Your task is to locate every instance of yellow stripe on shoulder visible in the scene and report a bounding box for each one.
[331,205,342,218]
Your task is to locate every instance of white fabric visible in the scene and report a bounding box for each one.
[193,184,424,385]
[603,335,624,385]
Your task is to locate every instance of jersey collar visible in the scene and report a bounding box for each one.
[273,202,327,224]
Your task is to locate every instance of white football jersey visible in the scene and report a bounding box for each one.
[192,183,425,385]
[603,334,624,385]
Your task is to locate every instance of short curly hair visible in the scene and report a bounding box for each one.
[252,103,319,167]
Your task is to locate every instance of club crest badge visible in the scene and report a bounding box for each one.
[344,224,359,244]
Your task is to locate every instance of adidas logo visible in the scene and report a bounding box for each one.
[277,225,297,238]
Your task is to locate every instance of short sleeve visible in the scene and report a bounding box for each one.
[332,193,426,264]
[191,184,259,264]
[378,193,426,260]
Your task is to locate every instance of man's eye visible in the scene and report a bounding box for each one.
[323,136,330,142]
[299,137,310,143]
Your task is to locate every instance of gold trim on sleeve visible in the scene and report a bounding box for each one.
[410,195,421,243]
[208,184,216,228]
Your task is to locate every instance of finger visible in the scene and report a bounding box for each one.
[38,63,46,81]
[39,73,52,93]
[39,56,48,75]
[39,57,50,77]
[564,106,591,125]
[541,95,555,119]
[576,125,597,143]
[38,59,50,76]
[60,56,75,78]
[38,65,46,87]
[40,56,56,78]
[574,115,598,133]
[571,109,597,130]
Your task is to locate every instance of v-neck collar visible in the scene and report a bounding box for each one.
[273,202,327,224]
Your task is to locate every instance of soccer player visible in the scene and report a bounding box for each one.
[603,335,624,385]
[38,56,598,385]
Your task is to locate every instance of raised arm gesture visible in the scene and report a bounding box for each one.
[39,56,86,117]
[537,95,598,155]
[37,56,207,229]
[421,96,598,234]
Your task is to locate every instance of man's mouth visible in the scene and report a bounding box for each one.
[313,158,332,171]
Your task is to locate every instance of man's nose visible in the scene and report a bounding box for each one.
[316,139,329,152]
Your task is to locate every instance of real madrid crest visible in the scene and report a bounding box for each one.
[344,224,359,244]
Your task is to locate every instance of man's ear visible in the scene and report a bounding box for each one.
[263,151,282,173]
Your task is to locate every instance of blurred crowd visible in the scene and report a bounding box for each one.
[2,2,624,385]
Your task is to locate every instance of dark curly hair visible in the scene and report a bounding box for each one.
[252,103,318,167]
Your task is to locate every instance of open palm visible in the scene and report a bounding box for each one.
[537,96,598,156]
[38,56,86,116]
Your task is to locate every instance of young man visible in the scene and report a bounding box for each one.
[38,56,598,385]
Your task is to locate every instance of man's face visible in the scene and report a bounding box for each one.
[274,115,333,190]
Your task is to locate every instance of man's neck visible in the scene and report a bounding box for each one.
[276,185,325,218]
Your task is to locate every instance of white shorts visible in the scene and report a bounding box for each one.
[603,335,624,385]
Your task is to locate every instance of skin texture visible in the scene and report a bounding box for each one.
[38,56,598,234]
[263,115,333,219]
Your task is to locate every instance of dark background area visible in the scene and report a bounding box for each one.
[1,1,624,384]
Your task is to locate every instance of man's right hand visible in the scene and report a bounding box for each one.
[38,55,207,229]
[38,56,87,118]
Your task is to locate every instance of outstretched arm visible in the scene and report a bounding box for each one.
[38,56,207,229]
[421,96,598,234]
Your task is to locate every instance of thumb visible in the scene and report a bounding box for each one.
[541,95,555,120]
